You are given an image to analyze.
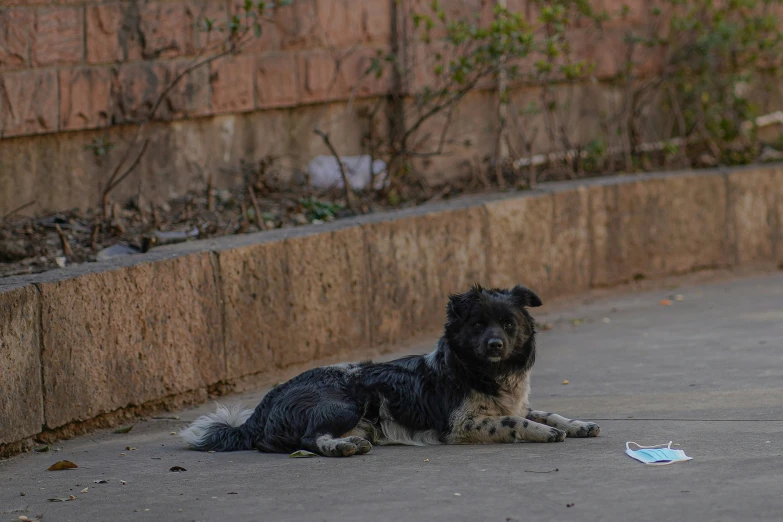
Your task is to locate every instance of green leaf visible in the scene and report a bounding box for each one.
[253,22,263,38]
[289,450,318,458]
[34,444,50,452]
[114,425,134,434]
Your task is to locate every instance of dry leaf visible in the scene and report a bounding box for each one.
[120,480,127,485]
[114,425,134,434]
[289,450,318,458]
[34,445,50,452]
[80,487,88,493]
[47,460,78,471]
[170,466,187,472]
[125,446,136,451]
[93,480,108,484]
[659,299,672,306]
[424,459,430,462]
[562,380,570,385]
[675,294,685,302]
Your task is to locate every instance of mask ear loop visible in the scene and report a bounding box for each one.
[626,441,678,466]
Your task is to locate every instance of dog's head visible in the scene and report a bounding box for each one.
[444,284,542,366]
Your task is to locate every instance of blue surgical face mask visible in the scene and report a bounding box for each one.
[626,441,692,465]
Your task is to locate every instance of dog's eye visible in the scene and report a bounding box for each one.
[474,322,484,328]
[504,323,514,331]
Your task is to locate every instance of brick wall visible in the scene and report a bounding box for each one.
[0,0,656,214]
[0,0,393,139]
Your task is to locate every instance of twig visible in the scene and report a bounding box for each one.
[524,468,559,473]
[247,185,264,229]
[313,128,357,212]
[102,139,150,218]
[207,174,215,212]
[55,224,73,258]
[1,200,36,223]
[90,220,100,250]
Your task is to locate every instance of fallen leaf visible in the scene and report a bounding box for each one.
[424,459,430,462]
[289,450,318,458]
[80,487,88,493]
[659,299,672,306]
[170,432,177,436]
[454,493,461,496]
[125,446,136,451]
[93,480,108,484]
[566,503,575,508]
[19,516,32,521]
[675,294,685,302]
[119,453,126,456]
[227,492,238,495]
[120,480,127,485]
[47,460,78,471]
[169,466,187,472]
[47,496,75,502]
[114,425,134,434]
[562,380,570,385]
[571,318,584,326]
[34,445,50,452]
[602,317,611,323]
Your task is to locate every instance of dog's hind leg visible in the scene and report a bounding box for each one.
[299,400,373,457]
[525,409,600,438]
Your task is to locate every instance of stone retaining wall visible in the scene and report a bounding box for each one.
[1,165,781,454]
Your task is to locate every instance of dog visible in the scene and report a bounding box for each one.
[180,284,600,456]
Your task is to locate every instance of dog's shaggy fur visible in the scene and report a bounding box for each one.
[181,284,600,456]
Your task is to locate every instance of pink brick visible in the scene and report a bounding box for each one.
[297,49,347,104]
[277,0,320,50]
[363,0,390,43]
[86,3,143,64]
[191,0,231,49]
[0,8,32,69]
[139,2,193,59]
[32,6,83,66]
[210,54,255,113]
[112,62,167,123]
[59,66,112,131]
[226,0,281,52]
[316,0,363,48]
[0,69,58,137]
[255,53,299,108]
[168,59,211,117]
[112,60,211,122]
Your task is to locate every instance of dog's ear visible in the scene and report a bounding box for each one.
[446,285,483,322]
[510,285,543,308]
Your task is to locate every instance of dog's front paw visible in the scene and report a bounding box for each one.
[567,421,600,438]
[547,427,566,442]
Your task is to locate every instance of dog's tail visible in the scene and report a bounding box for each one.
[179,403,255,451]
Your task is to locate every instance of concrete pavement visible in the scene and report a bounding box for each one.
[2,271,783,521]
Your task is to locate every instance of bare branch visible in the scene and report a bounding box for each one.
[1,200,36,223]
[313,128,357,213]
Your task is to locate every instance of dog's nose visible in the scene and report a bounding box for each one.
[488,338,504,351]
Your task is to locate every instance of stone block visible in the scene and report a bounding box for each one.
[39,253,224,428]
[285,227,371,364]
[727,167,783,265]
[59,66,113,131]
[590,173,730,287]
[31,6,83,66]
[219,240,289,379]
[255,53,299,109]
[364,206,489,347]
[316,0,363,48]
[363,0,390,43]
[549,187,591,295]
[277,0,320,50]
[210,54,255,114]
[139,1,193,59]
[0,285,43,445]
[86,2,143,64]
[484,193,555,296]
[0,69,58,137]
[0,8,32,69]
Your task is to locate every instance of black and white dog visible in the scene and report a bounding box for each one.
[181,284,600,456]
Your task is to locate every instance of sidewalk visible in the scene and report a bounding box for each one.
[2,272,783,522]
